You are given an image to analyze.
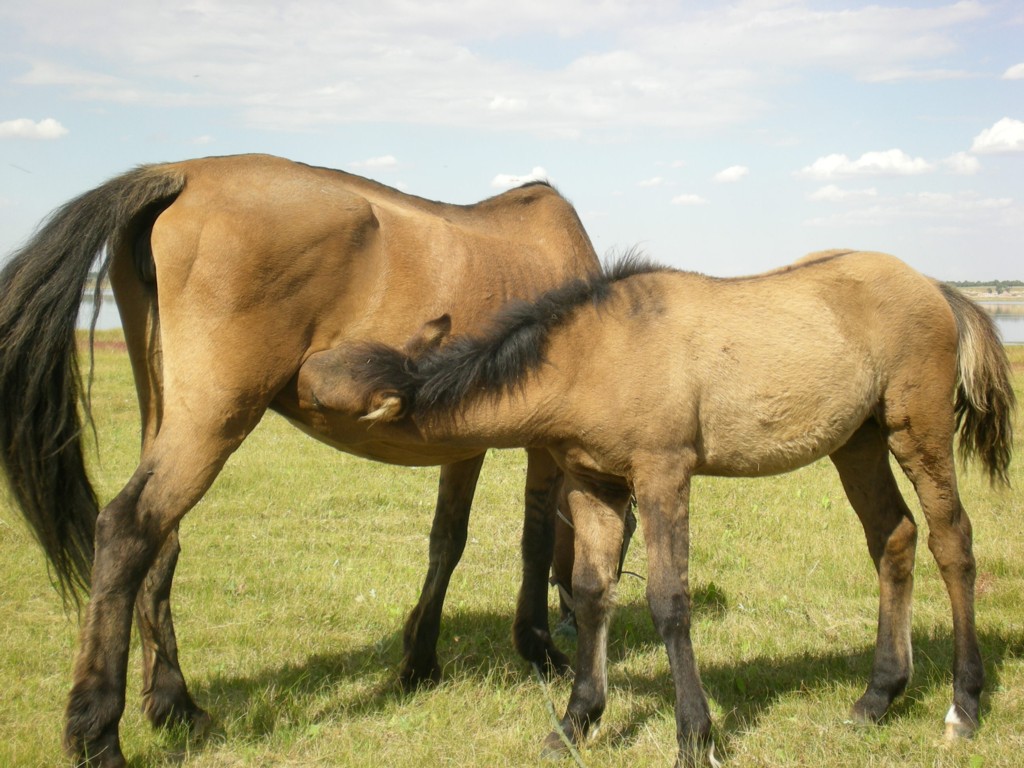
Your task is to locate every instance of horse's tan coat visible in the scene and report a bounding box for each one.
[1,153,601,767]
[361,250,1014,764]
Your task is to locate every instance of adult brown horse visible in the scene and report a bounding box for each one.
[0,153,601,766]
[352,250,1015,766]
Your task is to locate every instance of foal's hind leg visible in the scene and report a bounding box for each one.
[887,420,983,738]
[400,453,485,689]
[830,421,918,724]
[135,526,210,732]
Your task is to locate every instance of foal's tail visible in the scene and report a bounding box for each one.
[0,165,184,604]
[938,283,1016,485]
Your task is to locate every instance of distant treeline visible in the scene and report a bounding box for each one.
[946,280,1024,294]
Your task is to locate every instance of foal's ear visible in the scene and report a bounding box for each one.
[403,314,452,356]
[360,390,406,424]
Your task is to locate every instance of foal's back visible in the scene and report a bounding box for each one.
[558,251,958,478]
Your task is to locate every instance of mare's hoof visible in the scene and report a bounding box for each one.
[544,646,572,678]
[64,737,127,768]
[145,692,212,734]
[515,624,572,678]
[398,658,442,692]
[184,707,213,739]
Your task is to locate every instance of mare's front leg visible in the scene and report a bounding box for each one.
[541,474,630,754]
[635,460,717,768]
[513,448,570,676]
[399,454,485,688]
[135,526,210,732]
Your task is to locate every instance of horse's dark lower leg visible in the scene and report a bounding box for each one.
[64,401,257,766]
[64,469,163,768]
[635,472,715,768]
[136,527,210,731]
[541,477,629,756]
[889,429,983,737]
[399,454,484,689]
[514,448,570,676]
[831,423,917,724]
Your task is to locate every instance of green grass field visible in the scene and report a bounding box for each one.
[1,334,1021,767]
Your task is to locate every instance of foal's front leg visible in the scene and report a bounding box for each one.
[635,463,717,768]
[541,475,630,754]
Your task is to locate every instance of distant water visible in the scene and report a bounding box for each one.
[78,293,121,330]
[986,304,1024,345]
[78,294,1024,343]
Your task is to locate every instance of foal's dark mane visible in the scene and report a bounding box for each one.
[353,252,670,419]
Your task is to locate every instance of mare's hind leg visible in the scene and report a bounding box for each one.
[135,526,210,731]
[400,453,485,689]
[830,421,918,724]
[63,416,262,766]
[887,419,983,738]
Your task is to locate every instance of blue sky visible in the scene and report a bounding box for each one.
[1,0,1022,279]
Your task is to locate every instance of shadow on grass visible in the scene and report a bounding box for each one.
[602,624,1024,760]
[151,588,1023,765]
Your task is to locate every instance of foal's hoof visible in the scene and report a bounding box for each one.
[676,738,723,768]
[943,705,977,740]
[848,691,890,725]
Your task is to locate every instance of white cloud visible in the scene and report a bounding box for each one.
[14,59,122,87]
[491,166,549,188]
[350,155,399,169]
[808,185,878,202]
[671,193,707,206]
[799,149,933,178]
[713,165,748,183]
[804,190,1015,228]
[970,117,1024,154]
[863,68,971,83]
[637,176,665,187]
[191,134,215,145]
[489,95,527,112]
[1003,63,1024,80]
[943,151,980,175]
[0,117,68,139]
[0,1,995,138]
